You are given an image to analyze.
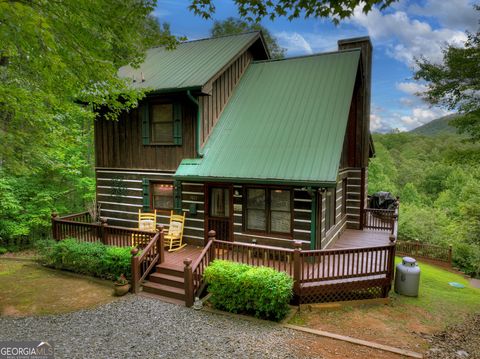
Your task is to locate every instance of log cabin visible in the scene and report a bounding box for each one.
[94,31,375,250]
[54,32,399,305]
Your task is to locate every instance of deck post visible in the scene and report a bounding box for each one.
[293,241,302,298]
[51,212,59,240]
[157,225,165,264]
[99,217,108,245]
[130,247,140,294]
[208,230,216,260]
[184,258,194,307]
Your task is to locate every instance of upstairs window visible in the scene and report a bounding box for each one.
[142,101,182,145]
[151,104,174,144]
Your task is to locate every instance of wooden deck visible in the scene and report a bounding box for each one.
[331,229,391,249]
[163,245,203,270]
[162,228,391,270]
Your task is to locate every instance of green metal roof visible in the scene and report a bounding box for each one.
[118,32,261,92]
[175,49,360,186]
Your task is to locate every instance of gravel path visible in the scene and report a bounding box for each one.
[0,295,309,359]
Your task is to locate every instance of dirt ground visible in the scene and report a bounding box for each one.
[0,259,117,316]
[291,299,434,353]
[290,335,409,359]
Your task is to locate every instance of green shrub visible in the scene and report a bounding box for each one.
[453,242,480,278]
[0,247,7,255]
[204,260,293,321]
[37,238,131,280]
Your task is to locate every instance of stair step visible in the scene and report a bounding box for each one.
[142,281,185,300]
[149,272,185,288]
[139,291,185,306]
[156,264,184,278]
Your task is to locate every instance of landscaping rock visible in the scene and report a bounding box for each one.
[424,313,480,359]
[0,296,303,359]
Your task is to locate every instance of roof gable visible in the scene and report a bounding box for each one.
[175,49,361,186]
[118,32,267,93]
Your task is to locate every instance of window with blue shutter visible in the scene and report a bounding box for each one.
[144,101,182,145]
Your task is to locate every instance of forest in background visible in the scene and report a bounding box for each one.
[369,130,480,276]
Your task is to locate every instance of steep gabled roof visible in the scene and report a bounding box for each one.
[175,49,361,186]
[118,32,268,93]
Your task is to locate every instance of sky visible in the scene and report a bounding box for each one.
[154,0,478,132]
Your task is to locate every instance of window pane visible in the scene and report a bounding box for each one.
[271,211,291,233]
[247,189,265,209]
[151,104,173,123]
[247,209,266,230]
[152,123,173,143]
[271,190,290,211]
[210,188,229,217]
[152,183,173,210]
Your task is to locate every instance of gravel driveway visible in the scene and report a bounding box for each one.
[0,295,309,359]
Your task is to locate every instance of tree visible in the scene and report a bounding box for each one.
[0,1,176,245]
[189,0,397,24]
[211,17,285,59]
[415,7,480,142]
[0,1,176,173]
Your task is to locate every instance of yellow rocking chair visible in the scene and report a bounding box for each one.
[164,211,186,252]
[131,209,157,247]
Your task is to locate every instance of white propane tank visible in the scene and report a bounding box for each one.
[394,257,420,297]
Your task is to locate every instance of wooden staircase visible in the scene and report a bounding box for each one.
[141,263,186,305]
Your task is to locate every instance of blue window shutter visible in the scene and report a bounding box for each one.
[173,180,182,213]
[173,102,182,145]
[141,104,150,145]
[142,178,150,211]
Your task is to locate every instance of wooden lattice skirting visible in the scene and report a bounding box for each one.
[298,278,391,304]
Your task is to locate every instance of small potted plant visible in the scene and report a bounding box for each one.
[113,274,130,296]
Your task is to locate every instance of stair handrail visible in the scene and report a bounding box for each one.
[131,227,164,294]
[184,231,217,307]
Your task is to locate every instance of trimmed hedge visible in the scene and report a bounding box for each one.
[37,239,131,280]
[204,260,293,321]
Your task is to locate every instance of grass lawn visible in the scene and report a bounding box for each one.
[0,258,118,317]
[289,258,480,355]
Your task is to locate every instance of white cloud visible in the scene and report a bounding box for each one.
[370,113,384,132]
[275,32,313,55]
[400,106,452,128]
[350,6,468,67]
[396,81,428,95]
[409,0,478,32]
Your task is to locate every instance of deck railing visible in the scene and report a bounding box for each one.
[131,231,164,294]
[183,225,397,306]
[363,208,397,232]
[299,244,396,283]
[52,212,166,294]
[51,212,157,248]
[396,240,452,265]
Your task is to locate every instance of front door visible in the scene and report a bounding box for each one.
[205,185,233,241]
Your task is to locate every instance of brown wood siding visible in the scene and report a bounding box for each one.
[321,170,349,249]
[96,169,175,228]
[338,39,372,169]
[180,182,205,246]
[199,51,253,145]
[94,95,196,171]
